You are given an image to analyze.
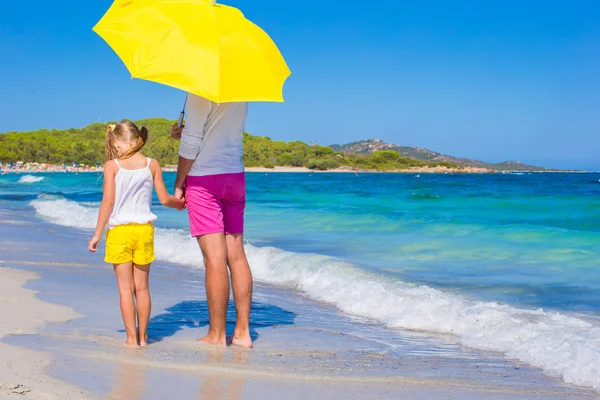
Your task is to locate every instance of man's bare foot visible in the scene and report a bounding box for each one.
[230,327,252,348]
[197,335,227,348]
[230,335,253,349]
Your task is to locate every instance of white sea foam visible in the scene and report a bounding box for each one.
[31,196,600,392]
[0,220,31,225]
[18,175,45,183]
[31,196,98,229]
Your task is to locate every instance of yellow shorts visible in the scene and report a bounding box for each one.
[105,223,155,265]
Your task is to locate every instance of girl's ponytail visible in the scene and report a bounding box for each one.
[105,124,118,162]
[106,121,149,161]
[119,123,148,160]
[139,126,148,144]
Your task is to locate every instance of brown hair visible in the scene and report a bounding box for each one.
[105,120,149,161]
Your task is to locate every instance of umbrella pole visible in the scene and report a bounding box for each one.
[177,94,188,128]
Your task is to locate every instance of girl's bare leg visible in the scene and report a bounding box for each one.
[133,263,151,347]
[114,262,138,346]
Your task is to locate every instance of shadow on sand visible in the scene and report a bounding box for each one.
[146,300,296,343]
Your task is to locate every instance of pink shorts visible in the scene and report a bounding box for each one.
[185,173,246,237]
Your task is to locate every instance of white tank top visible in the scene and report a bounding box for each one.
[108,157,157,229]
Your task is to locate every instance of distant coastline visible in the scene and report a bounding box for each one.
[229,166,588,174]
[3,118,573,174]
[244,166,492,173]
[1,164,589,175]
[1,164,101,174]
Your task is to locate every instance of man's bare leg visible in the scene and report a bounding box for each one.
[226,234,253,348]
[198,233,229,347]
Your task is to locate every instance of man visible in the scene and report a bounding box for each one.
[171,93,253,348]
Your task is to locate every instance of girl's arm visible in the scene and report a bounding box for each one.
[88,161,117,252]
[150,159,186,210]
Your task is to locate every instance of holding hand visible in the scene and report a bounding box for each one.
[164,193,186,210]
[171,123,184,140]
[174,185,185,200]
[172,196,187,211]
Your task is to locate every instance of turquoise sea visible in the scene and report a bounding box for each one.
[1,171,600,392]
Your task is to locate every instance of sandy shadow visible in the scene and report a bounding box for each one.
[147,301,296,343]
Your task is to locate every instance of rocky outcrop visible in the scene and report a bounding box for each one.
[330,139,549,171]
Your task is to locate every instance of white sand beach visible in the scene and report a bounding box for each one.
[0,267,91,399]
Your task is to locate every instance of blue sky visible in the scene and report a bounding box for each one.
[1,0,599,170]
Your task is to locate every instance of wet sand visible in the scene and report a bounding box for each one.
[1,212,599,399]
[0,266,92,399]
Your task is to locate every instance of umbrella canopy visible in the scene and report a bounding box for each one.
[93,0,291,103]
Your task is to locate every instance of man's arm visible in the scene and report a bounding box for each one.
[170,123,191,199]
[171,94,211,198]
[174,156,195,199]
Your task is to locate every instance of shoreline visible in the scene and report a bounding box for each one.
[2,215,599,398]
[243,166,495,173]
[1,166,591,174]
[242,166,565,174]
[0,267,91,399]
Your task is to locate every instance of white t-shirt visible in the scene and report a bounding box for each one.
[178,94,248,177]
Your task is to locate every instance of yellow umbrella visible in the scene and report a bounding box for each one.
[93,0,291,103]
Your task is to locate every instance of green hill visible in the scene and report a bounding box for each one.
[0,119,460,171]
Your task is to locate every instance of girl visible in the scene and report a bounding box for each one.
[88,120,185,347]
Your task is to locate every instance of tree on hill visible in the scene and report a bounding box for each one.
[0,118,460,171]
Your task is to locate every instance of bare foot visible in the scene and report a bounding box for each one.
[230,335,253,349]
[125,339,139,348]
[139,341,148,348]
[197,335,227,348]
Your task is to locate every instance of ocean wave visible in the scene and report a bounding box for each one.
[18,175,45,183]
[0,194,41,201]
[31,196,98,229]
[30,196,600,392]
